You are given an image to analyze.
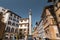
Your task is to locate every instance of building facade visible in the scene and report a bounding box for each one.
[54,2,60,35]
[33,20,45,40]
[37,20,45,40]
[19,18,29,40]
[0,7,21,40]
[41,4,60,39]
[33,22,40,40]
[33,26,39,40]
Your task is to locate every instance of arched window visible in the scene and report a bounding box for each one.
[10,13,13,16]
[16,24,19,27]
[19,29,22,31]
[5,27,10,32]
[15,29,18,33]
[11,28,14,33]
[8,21,11,25]
[12,22,15,26]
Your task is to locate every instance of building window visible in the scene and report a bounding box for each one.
[16,24,19,27]
[11,28,14,32]
[16,20,19,22]
[12,22,15,26]
[20,24,22,27]
[45,30,48,34]
[15,29,18,33]
[5,37,8,39]
[25,24,27,27]
[13,18,16,21]
[59,14,60,17]
[17,16,19,19]
[14,15,16,18]
[24,29,26,31]
[10,13,13,16]
[2,9,5,11]
[9,17,12,20]
[21,20,23,22]
[5,27,10,32]
[8,21,11,25]
[19,29,22,31]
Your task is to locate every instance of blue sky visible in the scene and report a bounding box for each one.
[0,0,52,27]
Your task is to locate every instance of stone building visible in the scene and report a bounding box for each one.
[19,18,29,40]
[41,4,60,39]
[37,20,45,40]
[33,25,39,40]
[0,7,21,40]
